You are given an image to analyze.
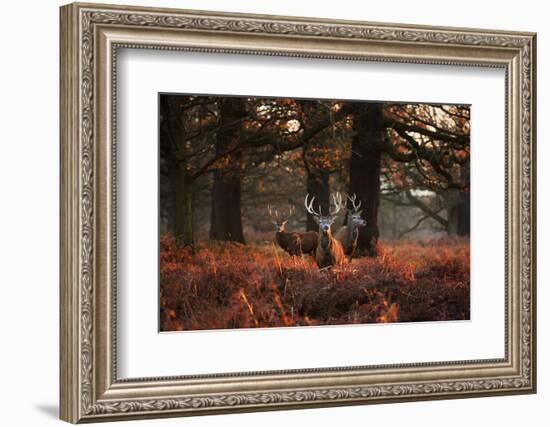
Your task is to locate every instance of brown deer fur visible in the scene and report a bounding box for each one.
[268,204,318,256]
[334,194,366,259]
[275,230,318,256]
[315,229,346,268]
[305,193,347,269]
[334,225,356,256]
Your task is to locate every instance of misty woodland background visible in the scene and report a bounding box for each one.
[159,95,470,331]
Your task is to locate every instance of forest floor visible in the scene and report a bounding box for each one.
[159,235,470,332]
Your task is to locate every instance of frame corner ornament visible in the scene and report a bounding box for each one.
[59,3,536,422]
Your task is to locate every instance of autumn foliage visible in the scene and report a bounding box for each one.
[160,235,469,331]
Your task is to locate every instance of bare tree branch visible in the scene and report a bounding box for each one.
[398,215,431,238]
[404,190,448,227]
[384,117,469,146]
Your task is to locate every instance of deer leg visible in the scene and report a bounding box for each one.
[348,242,357,263]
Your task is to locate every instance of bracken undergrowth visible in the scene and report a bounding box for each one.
[159,235,470,331]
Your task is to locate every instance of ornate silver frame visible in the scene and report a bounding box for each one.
[60,2,537,423]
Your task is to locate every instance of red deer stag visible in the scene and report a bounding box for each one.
[268,205,318,256]
[304,192,346,269]
[335,193,367,260]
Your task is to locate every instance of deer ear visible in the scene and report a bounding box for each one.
[282,220,288,226]
[357,210,363,216]
[313,216,320,224]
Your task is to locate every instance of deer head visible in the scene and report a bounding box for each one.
[267,204,294,233]
[304,192,343,236]
[346,194,366,228]
[305,192,346,268]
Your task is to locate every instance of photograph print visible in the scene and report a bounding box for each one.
[159,94,470,332]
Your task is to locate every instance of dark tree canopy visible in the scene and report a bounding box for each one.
[159,94,470,254]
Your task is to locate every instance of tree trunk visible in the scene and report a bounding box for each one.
[210,171,245,242]
[447,189,470,236]
[457,162,470,236]
[457,189,470,236]
[348,103,384,256]
[392,203,398,238]
[446,205,458,234]
[444,162,470,237]
[173,163,194,246]
[160,95,195,245]
[305,171,330,231]
[209,97,246,243]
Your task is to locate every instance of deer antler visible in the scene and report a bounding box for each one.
[267,204,279,221]
[329,192,344,217]
[304,194,322,217]
[269,204,295,223]
[287,204,295,219]
[347,193,362,212]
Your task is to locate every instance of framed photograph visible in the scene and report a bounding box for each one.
[60,2,537,423]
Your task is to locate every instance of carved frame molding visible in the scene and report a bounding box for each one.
[60,2,536,423]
